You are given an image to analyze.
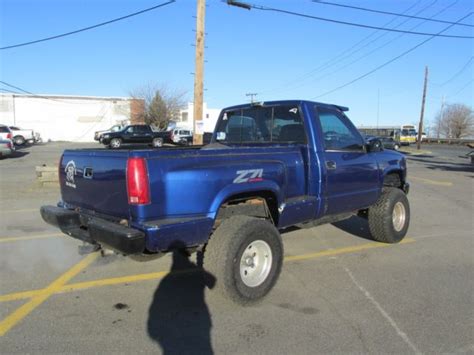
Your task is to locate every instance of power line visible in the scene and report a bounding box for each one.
[299,1,459,92]
[0,1,176,51]
[311,12,473,99]
[435,56,474,86]
[450,79,473,96]
[248,3,473,39]
[312,0,474,28]
[0,80,99,104]
[264,0,449,97]
[260,0,428,95]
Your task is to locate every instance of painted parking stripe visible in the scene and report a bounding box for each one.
[410,176,453,186]
[284,238,414,262]
[0,239,415,305]
[0,253,99,337]
[0,233,63,243]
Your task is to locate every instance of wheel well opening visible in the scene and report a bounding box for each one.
[383,172,403,188]
[215,191,279,228]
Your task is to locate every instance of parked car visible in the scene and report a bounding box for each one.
[100,124,172,148]
[379,137,400,150]
[41,100,410,305]
[363,135,400,151]
[94,124,126,142]
[0,124,13,141]
[0,139,15,158]
[171,129,193,144]
[8,126,36,145]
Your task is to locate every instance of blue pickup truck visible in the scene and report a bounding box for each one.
[41,100,410,304]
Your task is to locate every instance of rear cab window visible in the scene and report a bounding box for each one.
[214,105,306,144]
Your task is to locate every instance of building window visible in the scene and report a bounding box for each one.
[206,113,209,118]
[182,112,188,122]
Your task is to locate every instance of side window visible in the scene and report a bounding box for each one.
[273,106,305,143]
[126,126,135,133]
[317,107,364,151]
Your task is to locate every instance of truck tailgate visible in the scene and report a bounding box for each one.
[60,149,130,218]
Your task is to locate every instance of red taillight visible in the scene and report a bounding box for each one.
[7,133,12,139]
[127,157,150,205]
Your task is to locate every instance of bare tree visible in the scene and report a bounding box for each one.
[129,83,188,130]
[433,103,473,138]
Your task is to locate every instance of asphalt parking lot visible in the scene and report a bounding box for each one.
[1,143,473,354]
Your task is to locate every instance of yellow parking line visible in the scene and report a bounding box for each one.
[284,238,414,262]
[411,176,453,186]
[0,239,415,305]
[0,253,99,337]
[0,233,63,243]
[59,271,170,293]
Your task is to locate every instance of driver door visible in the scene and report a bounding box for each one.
[316,107,380,215]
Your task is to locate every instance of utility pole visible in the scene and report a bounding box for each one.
[193,0,206,145]
[417,66,428,150]
[437,95,445,139]
[246,93,258,103]
[376,89,380,129]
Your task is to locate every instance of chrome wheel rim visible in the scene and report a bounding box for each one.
[392,202,406,232]
[154,139,162,147]
[239,240,272,287]
[111,139,120,148]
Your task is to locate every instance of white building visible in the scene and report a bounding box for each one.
[0,93,144,142]
[176,102,221,133]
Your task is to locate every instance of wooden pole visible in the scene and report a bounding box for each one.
[193,0,206,145]
[417,66,428,150]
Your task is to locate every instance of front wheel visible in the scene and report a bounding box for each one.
[203,216,283,305]
[368,188,410,243]
[393,144,400,150]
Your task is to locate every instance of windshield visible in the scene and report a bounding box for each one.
[401,129,417,136]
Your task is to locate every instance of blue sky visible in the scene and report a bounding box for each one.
[1,0,473,131]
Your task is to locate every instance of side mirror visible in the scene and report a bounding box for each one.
[367,138,383,153]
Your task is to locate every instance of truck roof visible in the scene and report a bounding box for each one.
[222,100,349,112]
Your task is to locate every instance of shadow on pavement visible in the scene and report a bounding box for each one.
[407,156,473,173]
[332,216,373,241]
[8,150,30,159]
[147,243,216,354]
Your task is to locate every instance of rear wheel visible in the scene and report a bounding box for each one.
[13,135,25,146]
[394,144,400,150]
[110,138,122,149]
[368,187,410,243]
[152,138,163,148]
[203,216,283,305]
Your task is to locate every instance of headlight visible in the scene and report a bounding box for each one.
[103,134,110,138]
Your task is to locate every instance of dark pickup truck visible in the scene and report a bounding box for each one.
[100,124,171,148]
[41,100,410,304]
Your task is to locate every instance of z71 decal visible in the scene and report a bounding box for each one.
[233,169,264,184]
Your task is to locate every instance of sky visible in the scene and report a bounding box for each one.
[1,0,473,132]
